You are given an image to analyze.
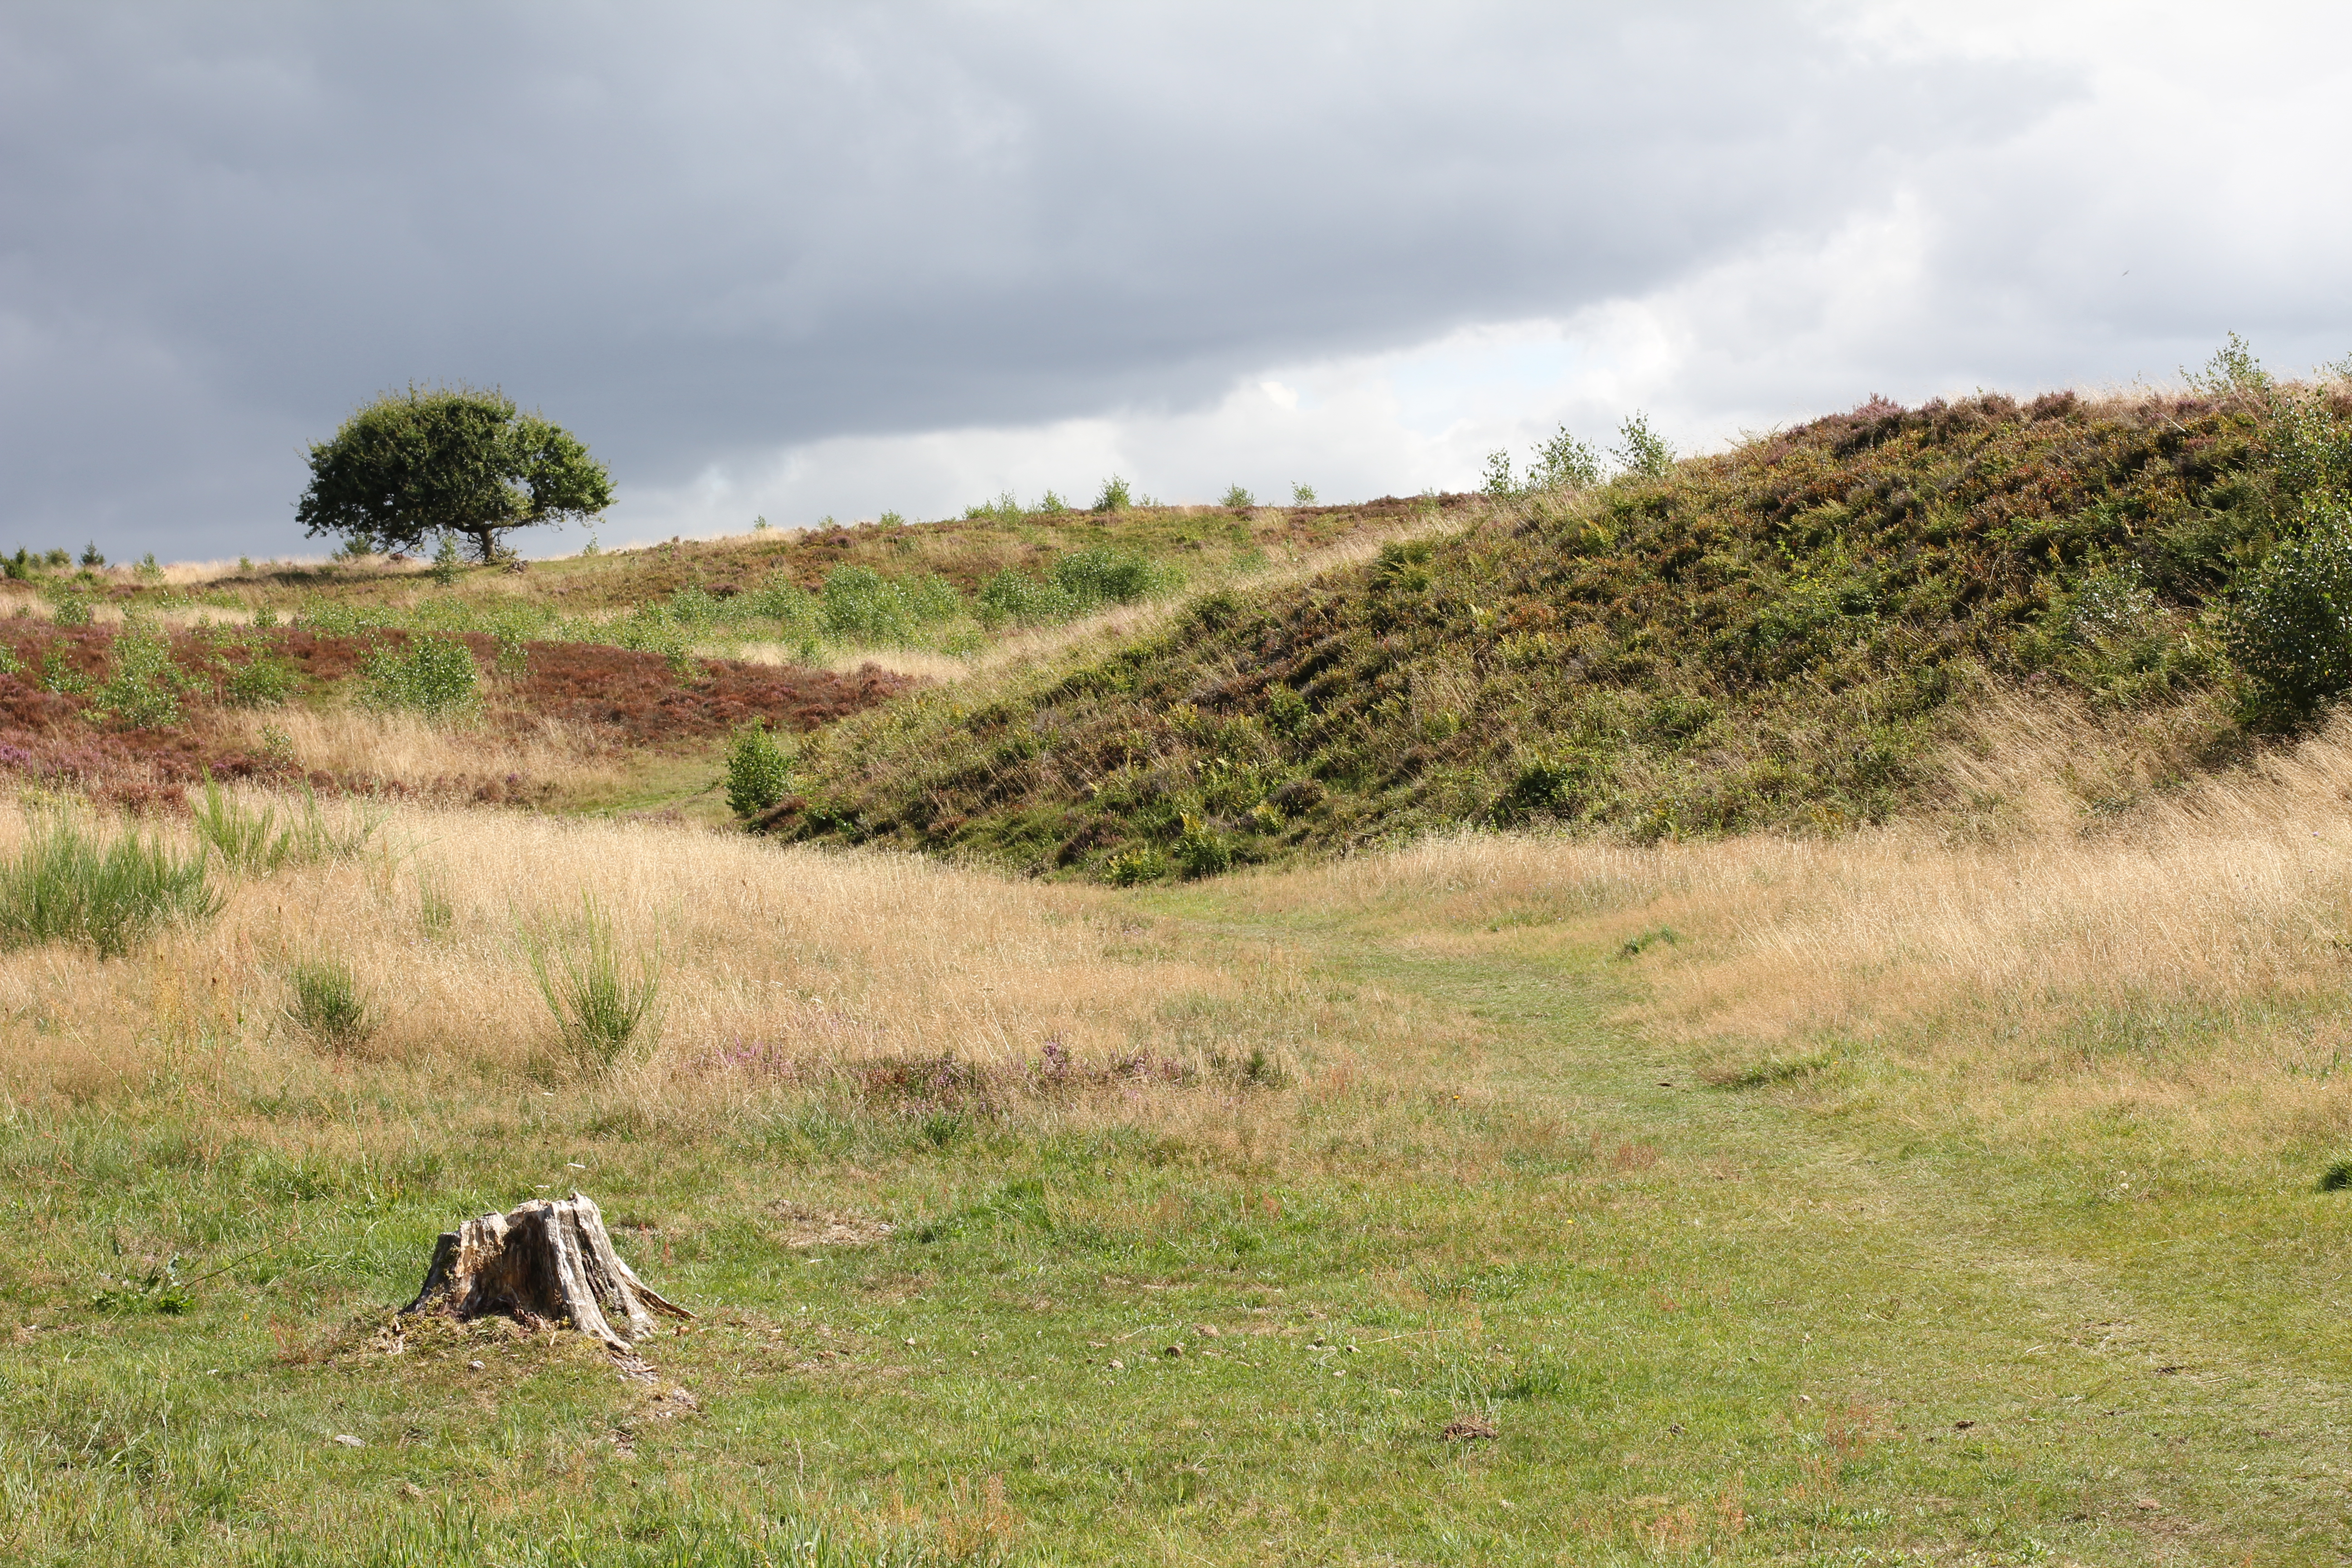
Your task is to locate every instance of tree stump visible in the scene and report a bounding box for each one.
[402,1191,691,1352]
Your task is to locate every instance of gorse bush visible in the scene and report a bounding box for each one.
[526,895,663,1069]
[2227,507,2352,716]
[284,958,376,1053]
[725,722,794,818]
[0,815,220,958]
[364,632,480,717]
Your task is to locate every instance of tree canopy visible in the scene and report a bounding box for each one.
[296,385,613,563]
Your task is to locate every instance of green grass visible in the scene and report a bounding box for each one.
[0,813,220,958]
[3,881,2347,1563]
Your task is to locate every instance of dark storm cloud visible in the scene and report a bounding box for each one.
[0,3,2055,553]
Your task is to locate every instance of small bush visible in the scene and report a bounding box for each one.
[1221,485,1254,509]
[1093,475,1133,513]
[0,815,220,958]
[1290,482,1316,505]
[429,533,463,586]
[223,649,294,707]
[38,644,87,695]
[92,617,183,729]
[1049,546,1156,608]
[2227,509,2352,715]
[1527,425,1601,490]
[1101,845,1167,886]
[526,895,662,1070]
[1173,818,1233,879]
[725,722,794,818]
[49,591,91,627]
[284,959,376,1053]
[1264,684,1310,738]
[1610,412,1676,479]
[364,633,480,717]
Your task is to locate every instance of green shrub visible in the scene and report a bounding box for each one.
[1527,425,1601,491]
[92,617,183,729]
[725,722,794,818]
[1221,485,1254,509]
[977,570,1078,627]
[2226,508,2352,715]
[49,591,91,627]
[1093,475,1133,513]
[0,642,20,679]
[1290,483,1316,505]
[1102,844,1167,886]
[1049,546,1156,607]
[429,533,463,586]
[1610,412,1676,479]
[284,958,376,1053]
[1173,818,1232,879]
[364,633,480,717]
[526,896,662,1069]
[223,649,294,707]
[0,815,221,958]
[38,644,88,695]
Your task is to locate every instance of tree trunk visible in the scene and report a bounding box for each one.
[402,1192,691,1352]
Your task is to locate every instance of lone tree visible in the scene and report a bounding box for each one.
[296,384,613,563]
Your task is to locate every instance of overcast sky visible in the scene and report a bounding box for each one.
[3,2,2347,560]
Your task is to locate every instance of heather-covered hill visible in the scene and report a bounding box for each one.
[767,377,2352,876]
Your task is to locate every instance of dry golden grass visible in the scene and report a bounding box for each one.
[219,706,632,799]
[1227,692,2352,1163]
[0,794,1393,1156]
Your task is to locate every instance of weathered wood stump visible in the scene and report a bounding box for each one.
[402,1192,691,1352]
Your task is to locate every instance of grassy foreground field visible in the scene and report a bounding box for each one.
[6,705,2352,1564]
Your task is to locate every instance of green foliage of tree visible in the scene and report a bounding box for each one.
[296,384,613,564]
[363,633,481,718]
[2227,506,2352,718]
[1610,412,1676,479]
[725,722,794,818]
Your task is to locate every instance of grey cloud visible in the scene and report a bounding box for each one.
[0,3,2061,554]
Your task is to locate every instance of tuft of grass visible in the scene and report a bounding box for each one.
[0,813,220,958]
[2318,1159,2352,1192]
[192,778,383,875]
[524,893,662,1069]
[284,958,376,1054]
[1616,924,1679,959]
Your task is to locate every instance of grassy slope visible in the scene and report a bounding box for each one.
[5,828,2347,1564]
[770,385,2347,877]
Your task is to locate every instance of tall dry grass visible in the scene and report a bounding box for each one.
[0,794,1387,1155]
[220,706,632,800]
[1237,692,2352,1162]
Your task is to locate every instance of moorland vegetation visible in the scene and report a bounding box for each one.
[5,345,2352,1563]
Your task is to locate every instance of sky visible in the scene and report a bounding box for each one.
[2,2,2348,560]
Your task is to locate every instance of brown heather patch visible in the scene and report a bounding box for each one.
[0,622,912,810]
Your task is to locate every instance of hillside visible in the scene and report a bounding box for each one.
[767,377,2352,877]
[0,497,1437,816]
